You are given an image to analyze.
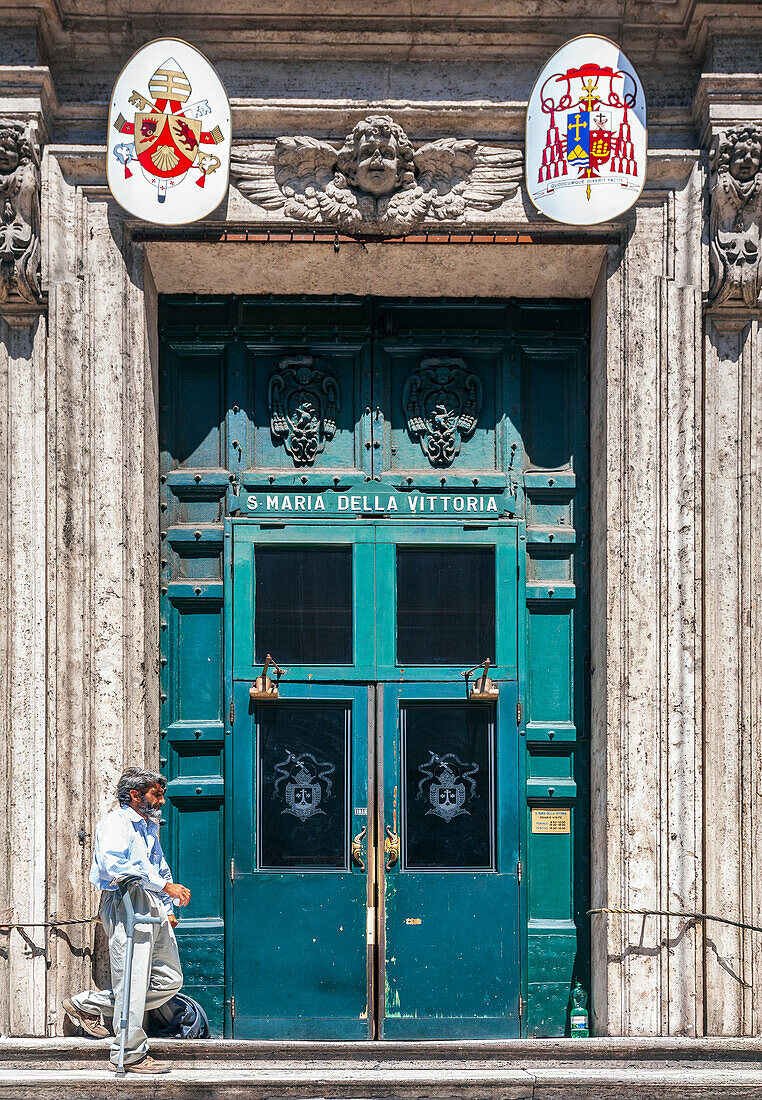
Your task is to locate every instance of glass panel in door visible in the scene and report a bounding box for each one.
[380,683,521,1038]
[230,681,371,1038]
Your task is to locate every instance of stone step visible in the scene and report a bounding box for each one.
[1,1039,762,1099]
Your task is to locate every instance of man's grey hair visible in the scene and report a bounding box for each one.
[116,767,167,807]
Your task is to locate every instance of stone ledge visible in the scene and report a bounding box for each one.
[2,1060,762,1100]
[5,1035,762,1061]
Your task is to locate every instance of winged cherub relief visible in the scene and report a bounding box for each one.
[231,115,523,237]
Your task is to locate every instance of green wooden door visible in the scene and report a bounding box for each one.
[161,295,589,1038]
[230,517,521,1037]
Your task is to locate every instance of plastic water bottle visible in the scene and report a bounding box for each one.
[570,980,589,1037]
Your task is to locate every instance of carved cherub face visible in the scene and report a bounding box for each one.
[355,124,400,196]
[0,132,20,174]
[335,115,416,200]
[729,134,762,182]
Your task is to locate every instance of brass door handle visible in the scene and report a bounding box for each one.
[385,825,400,871]
[351,825,367,871]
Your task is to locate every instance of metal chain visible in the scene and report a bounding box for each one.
[589,907,762,935]
[0,916,101,930]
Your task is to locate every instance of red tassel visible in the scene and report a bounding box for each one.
[124,165,132,179]
[196,173,206,188]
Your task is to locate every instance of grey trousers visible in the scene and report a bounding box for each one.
[72,887,183,1064]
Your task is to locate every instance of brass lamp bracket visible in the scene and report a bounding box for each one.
[463,658,499,701]
[249,654,285,702]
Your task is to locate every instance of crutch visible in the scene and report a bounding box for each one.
[114,875,163,1078]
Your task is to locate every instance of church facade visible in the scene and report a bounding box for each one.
[1,0,761,1041]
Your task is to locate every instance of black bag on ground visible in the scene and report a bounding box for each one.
[146,993,210,1038]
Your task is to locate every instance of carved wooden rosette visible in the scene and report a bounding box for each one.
[708,125,762,309]
[0,119,43,320]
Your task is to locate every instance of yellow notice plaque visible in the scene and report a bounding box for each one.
[531,808,571,834]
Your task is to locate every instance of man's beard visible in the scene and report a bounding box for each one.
[136,795,162,822]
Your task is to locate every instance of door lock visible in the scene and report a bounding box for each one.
[463,658,499,701]
[351,826,367,871]
[249,654,285,702]
[384,825,400,870]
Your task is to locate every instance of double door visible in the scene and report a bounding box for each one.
[228,519,522,1038]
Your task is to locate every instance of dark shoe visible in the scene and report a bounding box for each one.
[108,1056,171,1074]
[61,996,110,1039]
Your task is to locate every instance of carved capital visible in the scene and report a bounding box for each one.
[708,125,762,310]
[231,114,522,238]
[0,119,43,320]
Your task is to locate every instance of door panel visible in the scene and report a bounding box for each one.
[231,681,371,1038]
[380,682,521,1038]
[232,523,376,681]
[375,524,518,681]
[231,518,521,1038]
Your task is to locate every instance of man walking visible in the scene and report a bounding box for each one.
[63,767,191,1074]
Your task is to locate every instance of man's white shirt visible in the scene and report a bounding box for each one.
[90,805,175,915]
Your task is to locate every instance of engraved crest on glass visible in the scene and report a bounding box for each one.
[274,749,335,822]
[417,752,478,823]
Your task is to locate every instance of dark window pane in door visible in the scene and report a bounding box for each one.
[403,703,494,870]
[258,704,348,870]
[396,548,495,665]
[255,546,353,665]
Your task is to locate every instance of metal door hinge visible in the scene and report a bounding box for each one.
[516,700,523,726]
[230,858,235,884]
[229,699,235,725]
[518,993,524,1017]
[230,995,235,1020]
[517,860,522,884]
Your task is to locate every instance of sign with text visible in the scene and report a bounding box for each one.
[526,34,647,226]
[531,808,571,835]
[240,489,507,517]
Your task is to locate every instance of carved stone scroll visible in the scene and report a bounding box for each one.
[268,357,340,466]
[403,359,482,467]
[709,126,762,307]
[231,114,522,238]
[0,120,42,315]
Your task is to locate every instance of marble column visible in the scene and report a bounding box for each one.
[590,161,704,1036]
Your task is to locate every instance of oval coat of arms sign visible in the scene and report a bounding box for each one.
[525,35,647,226]
[107,38,231,225]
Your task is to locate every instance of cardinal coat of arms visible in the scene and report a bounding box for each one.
[526,35,647,226]
[107,38,231,225]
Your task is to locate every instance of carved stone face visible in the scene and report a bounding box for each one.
[0,136,20,174]
[730,135,762,182]
[355,126,399,196]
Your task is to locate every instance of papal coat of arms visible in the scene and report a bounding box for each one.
[107,38,231,225]
[526,35,647,226]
